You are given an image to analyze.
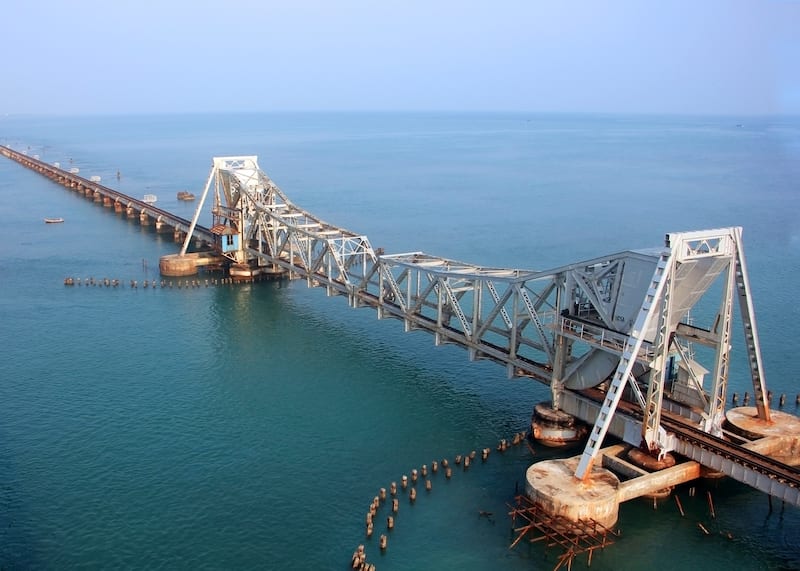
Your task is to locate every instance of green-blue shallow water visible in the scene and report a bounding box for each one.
[1,113,798,570]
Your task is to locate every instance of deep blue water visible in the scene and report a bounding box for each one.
[1,112,798,570]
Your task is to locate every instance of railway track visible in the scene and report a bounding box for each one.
[584,387,800,490]
[662,414,800,488]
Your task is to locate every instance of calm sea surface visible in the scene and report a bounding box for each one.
[0,113,798,570]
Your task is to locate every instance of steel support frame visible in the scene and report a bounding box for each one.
[643,254,675,452]
[732,228,771,422]
[574,250,672,479]
[194,157,774,484]
[573,228,772,479]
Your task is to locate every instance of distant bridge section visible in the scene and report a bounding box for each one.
[1,145,215,247]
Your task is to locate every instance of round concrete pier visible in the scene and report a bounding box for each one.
[724,406,800,467]
[531,403,588,447]
[525,457,620,529]
[626,448,676,471]
[626,448,677,499]
[159,254,198,277]
[229,263,261,281]
[725,406,800,440]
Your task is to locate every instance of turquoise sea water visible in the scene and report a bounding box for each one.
[1,113,798,570]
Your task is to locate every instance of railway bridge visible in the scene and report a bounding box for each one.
[1,145,216,247]
[5,149,799,525]
[178,155,800,515]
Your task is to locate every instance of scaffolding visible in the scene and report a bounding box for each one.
[508,495,619,570]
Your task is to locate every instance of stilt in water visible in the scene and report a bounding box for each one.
[707,491,716,519]
[675,494,685,517]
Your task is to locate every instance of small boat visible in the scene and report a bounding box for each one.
[44,217,64,223]
[177,191,196,201]
[143,194,157,204]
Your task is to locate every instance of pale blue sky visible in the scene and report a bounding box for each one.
[3,0,798,115]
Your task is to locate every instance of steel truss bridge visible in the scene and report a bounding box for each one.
[181,156,799,503]
[5,147,796,505]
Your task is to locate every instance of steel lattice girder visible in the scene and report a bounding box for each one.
[194,157,770,482]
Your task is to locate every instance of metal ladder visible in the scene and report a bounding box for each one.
[574,250,672,480]
[733,229,771,422]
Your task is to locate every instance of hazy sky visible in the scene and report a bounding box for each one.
[3,0,798,115]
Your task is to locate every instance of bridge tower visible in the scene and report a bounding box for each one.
[182,155,377,283]
[181,156,257,266]
[570,227,771,479]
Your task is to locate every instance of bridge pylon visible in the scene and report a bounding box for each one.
[571,228,772,479]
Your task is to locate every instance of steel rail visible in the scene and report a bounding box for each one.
[662,415,800,488]
[590,390,800,488]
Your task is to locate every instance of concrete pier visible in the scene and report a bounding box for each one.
[159,252,226,276]
[531,403,588,447]
[525,444,703,529]
[725,406,800,440]
[525,456,620,528]
[726,406,800,467]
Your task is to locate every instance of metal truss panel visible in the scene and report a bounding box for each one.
[187,155,777,490]
[575,250,672,479]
